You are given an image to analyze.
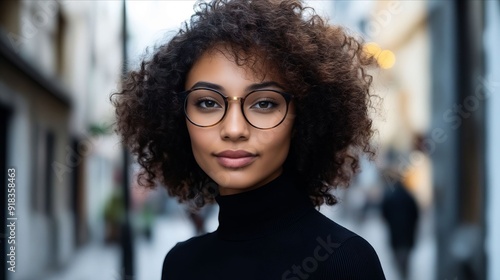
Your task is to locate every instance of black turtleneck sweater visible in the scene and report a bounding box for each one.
[161,171,386,280]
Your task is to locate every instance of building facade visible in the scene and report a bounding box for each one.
[334,1,499,279]
[0,1,123,279]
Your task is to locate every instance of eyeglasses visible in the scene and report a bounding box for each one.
[182,87,293,129]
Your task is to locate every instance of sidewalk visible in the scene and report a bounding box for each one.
[42,242,121,280]
[42,204,219,280]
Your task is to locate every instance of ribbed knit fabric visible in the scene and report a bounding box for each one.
[161,170,386,280]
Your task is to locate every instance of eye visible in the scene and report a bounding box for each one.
[196,98,222,109]
[194,96,223,110]
[245,90,286,113]
[252,100,276,109]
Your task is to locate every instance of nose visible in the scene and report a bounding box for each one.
[219,101,250,141]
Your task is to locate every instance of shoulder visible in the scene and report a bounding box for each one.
[299,208,358,243]
[321,235,386,279]
[163,231,216,261]
[161,232,216,279]
[298,210,386,279]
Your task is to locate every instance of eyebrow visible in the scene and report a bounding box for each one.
[189,81,286,92]
[246,81,285,91]
[190,81,224,91]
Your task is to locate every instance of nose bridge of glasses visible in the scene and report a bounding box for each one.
[226,96,244,103]
[224,96,246,117]
[225,96,246,114]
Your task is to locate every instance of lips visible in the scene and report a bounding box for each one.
[215,150,257,168]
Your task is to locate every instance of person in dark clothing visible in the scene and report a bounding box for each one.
[111,0,385,279]
[381,179,419,280]
[163,170,385,279]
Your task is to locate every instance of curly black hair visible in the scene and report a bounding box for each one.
[111,0,376,208]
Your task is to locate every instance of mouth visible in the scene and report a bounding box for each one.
[214,150,257,169]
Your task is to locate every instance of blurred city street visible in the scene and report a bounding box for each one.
[1,1,499,280]
[41,201,217,280]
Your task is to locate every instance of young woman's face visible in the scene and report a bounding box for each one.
[185,49,295,195]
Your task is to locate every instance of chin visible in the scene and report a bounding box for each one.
[217,173,255,189]
[213,168,281,195]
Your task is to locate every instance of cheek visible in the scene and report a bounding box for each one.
[187,126,207,161]
[255,114,294,148]
[187,125,219,168]
[255,126,293,157]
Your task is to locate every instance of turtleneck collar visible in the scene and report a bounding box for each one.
[214,170,314,241]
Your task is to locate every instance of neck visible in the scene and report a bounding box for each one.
[215,170,313,240]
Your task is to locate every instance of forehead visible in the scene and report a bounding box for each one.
[185,46,284,90]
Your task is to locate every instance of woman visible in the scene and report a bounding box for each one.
[111,0,386,279]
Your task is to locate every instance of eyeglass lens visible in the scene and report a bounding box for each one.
[185,88,288,129]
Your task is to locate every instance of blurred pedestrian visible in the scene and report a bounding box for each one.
[103,188,124,244]
[112,0,386,279]
[381,175,419,280]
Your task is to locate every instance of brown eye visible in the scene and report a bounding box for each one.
[251,100,277,110]
[197,99,222,109]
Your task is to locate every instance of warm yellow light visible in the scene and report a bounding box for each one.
[377,50,396,69]
[363,42,396,69]
[363,42,382,58]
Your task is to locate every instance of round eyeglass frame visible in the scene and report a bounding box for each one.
[182,87,293,130]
